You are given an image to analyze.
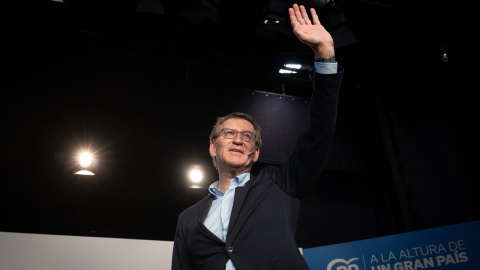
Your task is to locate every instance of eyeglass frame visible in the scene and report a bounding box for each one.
[218,128,257,143]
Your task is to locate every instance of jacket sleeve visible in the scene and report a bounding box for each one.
[171,214,194,270]
[275,67,344,198]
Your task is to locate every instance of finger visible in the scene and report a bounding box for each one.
[288,7,297,27]
[310,8,321,25]
[299,5,312,25]
[294,4,305,24]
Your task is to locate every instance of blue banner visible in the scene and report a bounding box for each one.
[303,220,480,270]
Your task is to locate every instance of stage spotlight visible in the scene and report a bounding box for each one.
[186,165,207,189]
[74,151,95,176]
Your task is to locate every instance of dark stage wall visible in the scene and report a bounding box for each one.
[2,28,479,247]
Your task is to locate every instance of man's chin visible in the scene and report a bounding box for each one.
[224,159,253,169]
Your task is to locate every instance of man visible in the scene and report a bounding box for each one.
[172,4,343,270]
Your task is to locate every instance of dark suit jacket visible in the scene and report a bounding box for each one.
[172,68,344,270]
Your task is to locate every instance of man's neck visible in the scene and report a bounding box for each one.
[217,168,250,192]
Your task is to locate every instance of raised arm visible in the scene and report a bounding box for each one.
[270,4,343,198]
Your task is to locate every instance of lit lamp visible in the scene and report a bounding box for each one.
[279,63,302,74]
[74,151,95,176]
[187,165,206,189]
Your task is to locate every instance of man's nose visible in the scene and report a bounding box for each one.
[232,133,243,144]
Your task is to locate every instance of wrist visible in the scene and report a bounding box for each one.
[315,56,336,63]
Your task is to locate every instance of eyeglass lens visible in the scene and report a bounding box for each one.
[222,129,255,142]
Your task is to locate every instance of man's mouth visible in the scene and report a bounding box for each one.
[229,149,244,154]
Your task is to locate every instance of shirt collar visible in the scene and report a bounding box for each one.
[208,172,250,198]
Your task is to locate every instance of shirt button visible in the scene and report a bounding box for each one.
[228,246,234,253]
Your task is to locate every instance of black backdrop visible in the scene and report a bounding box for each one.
[2,0,479,249]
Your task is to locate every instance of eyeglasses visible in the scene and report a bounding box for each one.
[220,128,256,142]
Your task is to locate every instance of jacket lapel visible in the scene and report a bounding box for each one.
[226,175,255,238]
[196,194,224,242]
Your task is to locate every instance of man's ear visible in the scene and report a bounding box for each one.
[209,140,216,158]
[253,147,260,163]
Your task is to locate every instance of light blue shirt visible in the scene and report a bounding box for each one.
[203,61,337,270]
[203,172,250,270]
[315,61,337,74]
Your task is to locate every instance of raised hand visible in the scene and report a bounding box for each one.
[289,4,335,60]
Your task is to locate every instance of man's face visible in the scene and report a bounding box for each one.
[210,118,259,172]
